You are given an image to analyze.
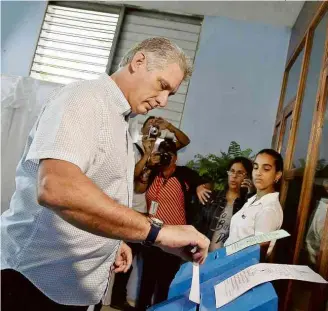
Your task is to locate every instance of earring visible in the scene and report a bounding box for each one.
[275,179,279,183]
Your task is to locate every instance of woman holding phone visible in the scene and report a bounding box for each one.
[194,157,254,252]
[224,149,284,259]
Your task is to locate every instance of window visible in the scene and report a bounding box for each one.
[292,14,328,169]
[30,4,120,84]
[30,3,203,129]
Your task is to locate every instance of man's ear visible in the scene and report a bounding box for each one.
[130,51,147,73]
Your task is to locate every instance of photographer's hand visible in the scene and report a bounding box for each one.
[148,153,161,167]
[142,136,155,156]
[156,118,190,151]
[134,136,155,179]
[156,117,170,130]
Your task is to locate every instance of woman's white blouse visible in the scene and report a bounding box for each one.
[224,192,283,255]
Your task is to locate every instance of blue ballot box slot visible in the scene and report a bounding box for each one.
[169,245,260,300]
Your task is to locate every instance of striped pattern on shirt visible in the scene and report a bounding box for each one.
[146,175,187,225]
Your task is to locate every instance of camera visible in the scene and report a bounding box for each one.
[148,125,160,139]
[159,152,172,166]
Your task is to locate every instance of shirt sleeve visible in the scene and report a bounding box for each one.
[254,206,282,234]
[25,87,100,173]
[133,143,143,163]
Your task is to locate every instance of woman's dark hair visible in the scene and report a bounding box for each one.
[228,157,253,178]
[255,149,284,172]
[158,138,177,156]
[255,149,284,191]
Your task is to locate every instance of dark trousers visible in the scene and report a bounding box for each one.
[137,247,181,311]
[1,269,90,311]
[110,242,144,305]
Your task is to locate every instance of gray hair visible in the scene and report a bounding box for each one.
[119,37,193,80]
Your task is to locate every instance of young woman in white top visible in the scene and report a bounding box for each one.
[224,149,284,259]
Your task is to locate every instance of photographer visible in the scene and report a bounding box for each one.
[133,116,190,210]
[134,139,205,311]
[110,118,190,310]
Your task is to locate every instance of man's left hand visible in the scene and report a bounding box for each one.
[112,242,132,273]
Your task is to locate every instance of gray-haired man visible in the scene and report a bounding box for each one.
[1,37,209,311]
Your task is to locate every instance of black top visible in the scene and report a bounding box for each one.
[192,188,254,241]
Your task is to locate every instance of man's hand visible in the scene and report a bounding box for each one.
[155,117,170,131]
[142,136,155,155]
[112,242,133,273]
[155,225,210,264]
[197,184,212,205]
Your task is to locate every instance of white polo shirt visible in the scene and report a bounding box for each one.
[1,74,135,305]
[224,192,283,254]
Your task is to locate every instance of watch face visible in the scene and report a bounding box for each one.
[151,217,164,227]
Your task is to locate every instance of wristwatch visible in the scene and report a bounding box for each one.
[142,217,164,247]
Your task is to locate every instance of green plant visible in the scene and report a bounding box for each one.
[186,141,253,190]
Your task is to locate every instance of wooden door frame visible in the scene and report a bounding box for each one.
[271,2,328,310]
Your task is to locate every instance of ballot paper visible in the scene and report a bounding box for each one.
[189,263,200,304]
[215,263,328,308]
[226,229,290,255]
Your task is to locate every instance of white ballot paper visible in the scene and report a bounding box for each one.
[226,229,290,255]
[189,263,200,304]
[215,263,328,308]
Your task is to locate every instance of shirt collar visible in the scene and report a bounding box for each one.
[100,74,131,117]
[247,192,279,206]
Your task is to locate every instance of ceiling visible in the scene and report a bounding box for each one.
[105,1,304,28]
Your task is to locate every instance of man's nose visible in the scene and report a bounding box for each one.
[156,92,169,108]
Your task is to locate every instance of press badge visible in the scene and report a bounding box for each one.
[149,201,159,215]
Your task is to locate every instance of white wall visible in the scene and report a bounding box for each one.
[1,1,47,76]
[178,16,291,163]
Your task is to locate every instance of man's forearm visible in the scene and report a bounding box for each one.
[38,159,150,242]
[167,123,190,150]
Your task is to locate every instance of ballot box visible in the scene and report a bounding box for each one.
[169,245,260,299]
[148,256,278,311]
